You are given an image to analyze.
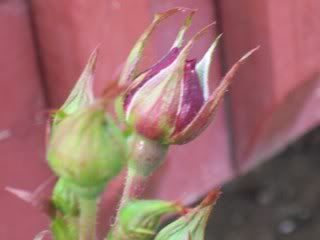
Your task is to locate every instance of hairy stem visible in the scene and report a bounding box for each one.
[115,168,147,223]
[79,198,97,240]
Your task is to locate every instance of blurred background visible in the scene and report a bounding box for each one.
[0,0,319,239]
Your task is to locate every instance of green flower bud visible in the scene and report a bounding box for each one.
[155,189,221,240]
[47,104,127,198]
[108,199,184,240]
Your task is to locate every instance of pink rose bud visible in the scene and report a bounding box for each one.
[122,13,259,145]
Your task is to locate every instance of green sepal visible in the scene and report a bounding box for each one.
[52,49,97,126]
[118,8,196,86]
[52,178,79,216]
[51,217,78,240]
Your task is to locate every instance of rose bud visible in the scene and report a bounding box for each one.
[155,189,221,240]
[47,103,127,198]
[122,15,258,145]
[108,199,184,240]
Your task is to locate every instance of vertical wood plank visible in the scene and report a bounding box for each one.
[31,0,153,107]
[218,0,320,171]
[0,0,50,239]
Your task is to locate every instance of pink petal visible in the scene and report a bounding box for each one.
[123,47,181,111]
[171,47,260,144]
[173,59,205,134]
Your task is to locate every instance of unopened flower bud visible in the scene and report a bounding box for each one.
[121,9,259,145]
[155,189,221,240]
[47,104,127,198]
[109,199,184,240]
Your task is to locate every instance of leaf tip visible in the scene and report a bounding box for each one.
[200,188,222,207]
[240,45,260,62]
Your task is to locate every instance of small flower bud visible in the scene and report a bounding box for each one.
[47,104,127,198]
[122,11,259,145]
[109,199,184,240]
[155,189,221,240]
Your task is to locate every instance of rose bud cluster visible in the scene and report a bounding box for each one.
[115,8,258,181]
[119,8,258,146]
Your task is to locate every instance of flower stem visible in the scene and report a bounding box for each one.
[79,197,97,240]
[115,167,147,223]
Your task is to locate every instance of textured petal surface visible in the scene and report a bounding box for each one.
[126,53,184,140]
[123,47,181,112]
[171,47,259,144]
[173,59,205,134]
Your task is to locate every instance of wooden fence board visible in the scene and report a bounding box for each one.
[0,1,50,239]
[218,0,320,171]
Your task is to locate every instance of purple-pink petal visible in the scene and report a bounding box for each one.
[173,58,205,134]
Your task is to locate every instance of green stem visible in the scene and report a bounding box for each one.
[79,197,97,240]
[115,168,147,223]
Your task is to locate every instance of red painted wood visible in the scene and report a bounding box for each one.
[218,0,320,171]
[2,0,319,238]
[0,0,50,239]
[31,0,153,107]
